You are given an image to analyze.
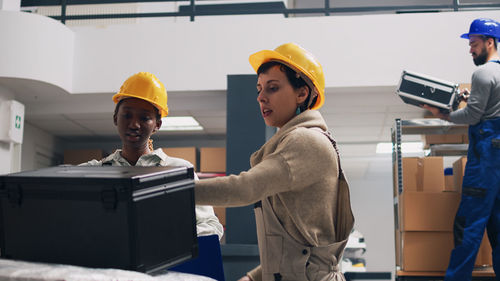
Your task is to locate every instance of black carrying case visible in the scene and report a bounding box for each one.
[0,165,197,274]
[396,70,460,113]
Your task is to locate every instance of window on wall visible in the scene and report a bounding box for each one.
[291,0,500,16]
[19,0,500,24]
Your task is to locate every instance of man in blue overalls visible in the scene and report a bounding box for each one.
[424,18,500,280]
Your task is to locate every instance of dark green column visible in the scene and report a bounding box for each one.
[222,74,275,280]
[225,74,275,244]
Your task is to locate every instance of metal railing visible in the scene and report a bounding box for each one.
[19,0,500,24]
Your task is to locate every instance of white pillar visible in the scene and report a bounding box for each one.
[10,142,22,173]
[0,0,21,11]
[0,141,11,175]
[0,90,13,175]
[0,94,24,175]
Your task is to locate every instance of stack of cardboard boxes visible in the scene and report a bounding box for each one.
[163,147,199,171]
[63,149,105,165]
[396,156,459,271]
[396,156,492,271]
[163,147,227,229]
[199,147,227,229]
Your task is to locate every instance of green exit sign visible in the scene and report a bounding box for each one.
[15,115,21,129]
[2,100,25,144]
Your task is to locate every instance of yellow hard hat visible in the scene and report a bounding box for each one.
[249,42,325,110]
[112,72,169,117]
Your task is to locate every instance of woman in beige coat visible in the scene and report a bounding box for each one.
[195,43,354,281]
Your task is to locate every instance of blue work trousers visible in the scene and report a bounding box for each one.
[445,118,500,281]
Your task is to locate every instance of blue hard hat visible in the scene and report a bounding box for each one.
[461,18,500,39]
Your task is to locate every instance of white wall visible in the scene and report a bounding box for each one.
[344,155,395,273]
[0,9,492,94]
[69,10,493,95]
[0,11,74,92]
[0,91,59,174]
[0,0,20,11]
[21,122,62,172]
[0,11,72,173]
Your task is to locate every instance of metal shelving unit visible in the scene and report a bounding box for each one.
[390,118,495,280]
[391,118,468,195]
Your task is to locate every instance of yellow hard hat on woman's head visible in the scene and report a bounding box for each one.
[112,72,169,117]
[248,43,325,110]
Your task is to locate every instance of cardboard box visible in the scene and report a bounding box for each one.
[395,230,493,270]
[417,157,445,192]
[63,149,104,165]
[399,157,446,192]
[463,133,469,144]
[402,157,419,192]
[475,231,493,267]
[444,167,455,192]
[423,134,464,148]
[401,231,454,271]
[213,207,226,227]
[453,156,467,193]
[445,175,454,191]
[399,191,460,231]
[200,147,226,173]
[163,147,198,171]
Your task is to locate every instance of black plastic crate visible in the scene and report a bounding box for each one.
[396,70,460,113]
[0,165,197,274]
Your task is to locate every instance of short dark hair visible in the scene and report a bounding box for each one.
[257,61,317,112]
[482,36,498,50]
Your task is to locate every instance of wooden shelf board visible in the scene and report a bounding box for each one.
[397,267,495,277]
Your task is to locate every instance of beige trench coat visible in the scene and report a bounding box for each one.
[195,110,355,281]
[254,128,354,281]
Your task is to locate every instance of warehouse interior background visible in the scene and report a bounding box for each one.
[1,0,499,279]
